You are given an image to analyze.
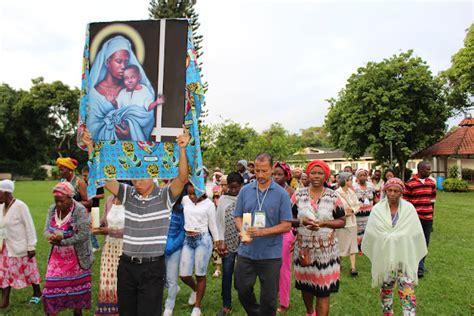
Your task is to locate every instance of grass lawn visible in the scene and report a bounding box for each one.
[2,181,473,315]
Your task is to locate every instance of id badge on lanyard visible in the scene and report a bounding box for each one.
[254,211,266,228]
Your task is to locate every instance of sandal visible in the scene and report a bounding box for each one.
[28,296,41,305]
[350,268,359,277]
[277,306,288,314]
[212,270,221,278]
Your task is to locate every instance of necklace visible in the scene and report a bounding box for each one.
[55,205,73,227]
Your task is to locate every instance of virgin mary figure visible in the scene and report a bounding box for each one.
[87,35,155,141]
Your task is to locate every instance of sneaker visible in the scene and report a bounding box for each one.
[163,308,173,316]
[191,307,201,316]
[188,291,197,305]
[92,247,99,253]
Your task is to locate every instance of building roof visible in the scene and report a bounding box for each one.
[413,117,474,157]
[288,148,373,161]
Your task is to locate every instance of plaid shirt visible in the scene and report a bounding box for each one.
[403,175,437,220]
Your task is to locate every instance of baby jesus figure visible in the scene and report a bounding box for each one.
[107,64,165,111]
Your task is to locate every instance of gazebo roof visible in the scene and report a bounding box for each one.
[413,117,474,157]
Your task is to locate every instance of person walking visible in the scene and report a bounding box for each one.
[0,180,41,309]
[233,153,293,316]
[403,161,436,278]
[272,162,295,314]
[335,172,360,276]
[93,195,125,315]
[82,126,190,316]
[215,172,243,316]
[43,182,93,316]
[363,178,427,316]
[292,160,346,316]
[179,184,221,316]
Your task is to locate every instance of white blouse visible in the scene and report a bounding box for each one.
[182,196,220,240]
[0,200,37,257]
[335,187,360,228]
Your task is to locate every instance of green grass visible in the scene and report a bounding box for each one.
[3,181,473,315]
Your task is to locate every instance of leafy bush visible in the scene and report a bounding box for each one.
[442,178,469,192]
[31,166,47,181]
[51,166,59,179]
[448,165,460,179]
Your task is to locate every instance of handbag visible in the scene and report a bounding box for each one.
[297,233,315,267]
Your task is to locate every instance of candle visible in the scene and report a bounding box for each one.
[241,212,252,242]
[91,207,100,228]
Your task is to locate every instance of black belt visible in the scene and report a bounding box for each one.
[121,254,164,264]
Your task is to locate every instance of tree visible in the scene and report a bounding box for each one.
[201,121,259,172]
[443,23,474,112]
[325,50,450,179]
[299,126,330,148]
[0,79,85,175]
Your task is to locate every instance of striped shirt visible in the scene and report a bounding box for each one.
[118,183,176,257]
[403,175,436,221]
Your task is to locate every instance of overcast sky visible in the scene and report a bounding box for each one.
[0,0,472,133]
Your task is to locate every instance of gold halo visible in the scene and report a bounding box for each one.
[90,23,145,64]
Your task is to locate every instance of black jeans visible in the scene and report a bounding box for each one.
[234,255,281,316]
[418,219,433,272]
[117,255,166,316]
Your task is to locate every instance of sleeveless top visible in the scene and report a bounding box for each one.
[106,204,125,242]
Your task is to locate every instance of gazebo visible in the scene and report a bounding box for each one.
[413,116,474,180]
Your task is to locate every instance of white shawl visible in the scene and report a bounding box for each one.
[362,198,427,287]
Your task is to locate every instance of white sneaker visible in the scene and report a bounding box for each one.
[163,308,173,316]
[191,307,201,316]
[188,291,197,305]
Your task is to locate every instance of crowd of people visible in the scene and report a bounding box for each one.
[0,129,437,316]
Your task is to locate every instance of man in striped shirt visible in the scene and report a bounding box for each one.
[83,126,190,316]
[403,161,436,278]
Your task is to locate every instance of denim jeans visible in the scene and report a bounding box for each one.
[221,251,237,308]
[179,232,213,277]
[91,232,100,249]
[165,249,182,310]
[418,219,433,272]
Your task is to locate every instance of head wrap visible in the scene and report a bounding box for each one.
[338,172,353,186]
[89,36,154,99]
[53,182,75,198]
[355,168,369,177]
[0,180,14,193]
[237,160,248,168]
[273,162,292,180]
[56,157,78,171]
[306,160,331,181]
[384,177,405,192]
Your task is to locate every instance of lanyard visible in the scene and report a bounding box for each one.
[256,186,269,211]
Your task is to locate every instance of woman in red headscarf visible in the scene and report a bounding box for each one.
[291,160,346,316]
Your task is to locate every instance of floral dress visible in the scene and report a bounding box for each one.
[43,207,92,314]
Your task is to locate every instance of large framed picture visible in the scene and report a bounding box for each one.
[87,20,188,142]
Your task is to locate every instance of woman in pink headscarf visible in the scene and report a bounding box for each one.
[272,162,295,314]
[291,160,346,316]
[43,182,93,316]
